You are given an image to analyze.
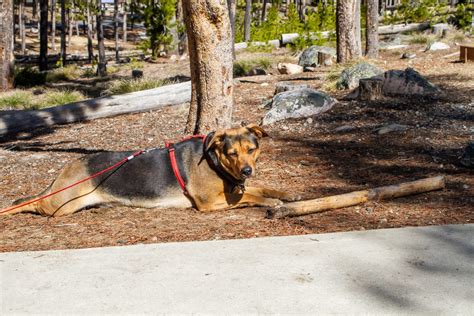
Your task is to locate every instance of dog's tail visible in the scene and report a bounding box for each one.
[0,186,51,216]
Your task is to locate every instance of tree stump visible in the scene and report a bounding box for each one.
[317,52,333,66]
[358,77,384,100]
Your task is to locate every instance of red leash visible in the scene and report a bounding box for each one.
[166,134,206,195]
[1,134,207,215]
[0,150,145,215]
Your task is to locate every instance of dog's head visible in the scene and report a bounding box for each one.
[206,124,269,181]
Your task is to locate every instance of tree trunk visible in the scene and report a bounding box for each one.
[37,0,41,40]
[114,0,120,63]
[67,7,72,46]
[227,0,236,59]
[96,1,107,76]
[86,1,93,63]
[60,0,66,66]
[365,0,379,58]
[51,0,56,52]
[244,0,251,42]
[0,0,14,90]
[20,0,26,55]
[261,0,268,21]
[336,0,358,63]
[182,0,234,134]
[354,0,362,56]
[39,0,49,71]
[122,0,128,42]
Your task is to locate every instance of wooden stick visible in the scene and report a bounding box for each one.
[266,176,445,219]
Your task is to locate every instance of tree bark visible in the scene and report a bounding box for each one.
[39,0,49,71]
[60,0,66,66]
[182,0,234,134]
[122,0,128,42]
[20,0,26,55]
[261,0,268,21]
[365,0,379,58]
[0,0,14,90]
[336,0,358,63]
[114,0,120,63]
[86,1,93,63]
[266,176,446,219]
[227,0,236,59]
[354,0,362,57]
[244,0,251,42]
[97,0,106,76]
[51,0,56,51]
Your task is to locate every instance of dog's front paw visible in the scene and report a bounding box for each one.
[281,193,302,202]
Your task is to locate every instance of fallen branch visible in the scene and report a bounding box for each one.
[266,176,445,219]
[0,81,191,137]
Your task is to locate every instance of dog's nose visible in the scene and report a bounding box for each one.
[241,166,252,177]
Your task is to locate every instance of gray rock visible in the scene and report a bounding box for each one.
[132,69,143,79]
[274,82,309,94]
[298,46,336,67]
[234,42,248,51]
[337,62,384,90]
[426,41,450,51]
[246,68,268,76]
[334,125,355,133]
[304,66,318,72]
[401,52,416,59]
[460,142,474,168]
[263,88,337,125]
[374,123,409,135]
[381,67,443,98]
[432,23,450,36]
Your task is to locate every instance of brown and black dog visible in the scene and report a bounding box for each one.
[1,124,300,217]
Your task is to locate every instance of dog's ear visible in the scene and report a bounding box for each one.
[206,131,226,151]
[246,124,269,139]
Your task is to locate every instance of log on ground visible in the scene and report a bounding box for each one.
[266,176,445,219]
[0,81,191,137]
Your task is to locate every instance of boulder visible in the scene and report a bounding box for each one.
[347,67,443,100]
[298,46,336,67]
[277,63,304,75]
[337,62,384,90]
[381,68,442,97]
[247,68,268,76]
[460,142,474,168]
[426,42,450,51]
[274,82,309,94]
[432,23,450,36]
[132,69,143,79]
[401,52,416,59]
[263,88,337,125]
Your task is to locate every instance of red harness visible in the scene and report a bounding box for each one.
[165,134,206,196]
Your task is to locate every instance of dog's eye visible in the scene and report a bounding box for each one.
[248,148,255,154]
[228,152,238,157]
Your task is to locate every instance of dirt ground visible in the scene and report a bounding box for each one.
[1,46,473,252]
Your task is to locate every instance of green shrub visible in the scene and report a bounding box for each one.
[39,90,85,108]
[408,33,437,44]
[0,91,33,110]
[14,67,46,87]
[233,58,271,77]
[103,77,168,96]
[45,65,81,83]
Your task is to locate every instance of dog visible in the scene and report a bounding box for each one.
[1,124,300,217]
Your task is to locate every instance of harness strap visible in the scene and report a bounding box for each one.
[166,135,206,195]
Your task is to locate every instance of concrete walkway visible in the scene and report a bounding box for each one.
[1,224,473,314]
